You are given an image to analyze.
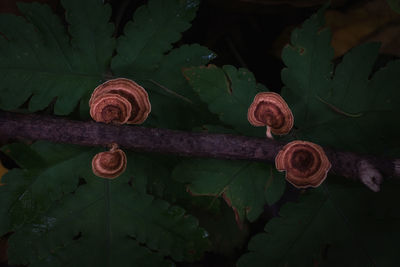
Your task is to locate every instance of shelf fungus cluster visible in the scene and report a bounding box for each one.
[247,92,294,139]
[92,143,127,179]
[275,141,331,188]
[89,78,151,179]
[248,91,331,188]
[89,78,151,125]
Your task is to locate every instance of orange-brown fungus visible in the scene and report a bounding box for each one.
[89,78,151,124]
[248,92,293,138]
[275,140,331,188]
[90,93,132,124]
[92,144,127,179]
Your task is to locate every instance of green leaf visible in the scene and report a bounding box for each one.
[264,167,286,205]
[60,0,115,73]
[0,142,209,266]
[112,0,200,76]
[281,4,333,128]
[112,0,216,130]
[151,44,216,104]
[386,0,400,13]
[306,48,400,154]
[6,181,173,267]
[142,44,219,129]
[237,179,400,267]
[280,5,400,154]
[172,159,285,225]
[183,64,265,136]
[362,59,400,154]
[0,0,115,115]
[193,200,249,259]
[329,43,380,113]
[0,142,93,235]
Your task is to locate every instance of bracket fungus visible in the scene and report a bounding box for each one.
[92,143,127,179]
[247,92,294,139]
[89,78,151,125]
[275,140,331,188]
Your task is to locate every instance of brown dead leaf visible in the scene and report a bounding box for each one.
[326,0,400,57]
[0,161,8,186]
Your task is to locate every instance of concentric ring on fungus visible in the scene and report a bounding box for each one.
[92,144,127,179]
[247,92,293,139]
[90,93,132,124]
[89,78,151,124]
[275,140,331,188]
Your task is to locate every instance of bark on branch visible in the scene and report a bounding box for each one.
[0,111,398,191]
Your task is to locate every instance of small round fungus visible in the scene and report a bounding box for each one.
[248,92,293,139]
[92,144,127,179]
[275,140,331,188]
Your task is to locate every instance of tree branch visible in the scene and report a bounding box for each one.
[0,111,398,191]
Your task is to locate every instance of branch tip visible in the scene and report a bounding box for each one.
[357,160,383,192]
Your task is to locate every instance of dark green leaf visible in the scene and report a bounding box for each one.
[112,0,200,76]
[0,143,209,266]
[238,179,400,267]
[151,44,216,104]
[112,0,216,129]
[386,0,400,13]
[172,158,285,225]
[183,64,265,136]
[0,0,115,115]
[0,142,93,235]
[281,4,333,128]
[280,5,400,154]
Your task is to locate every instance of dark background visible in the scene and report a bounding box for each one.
[2,0,399,91]
[0,0,399,266]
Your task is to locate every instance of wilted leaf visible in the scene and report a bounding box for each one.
[326,1,400,57]
[0,160,7,186]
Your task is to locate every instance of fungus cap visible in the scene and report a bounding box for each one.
[275,140,331,188]
[89,78,151,124]
[92,146,127,179]
[247,92,294,136]
[89,93,132,124]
